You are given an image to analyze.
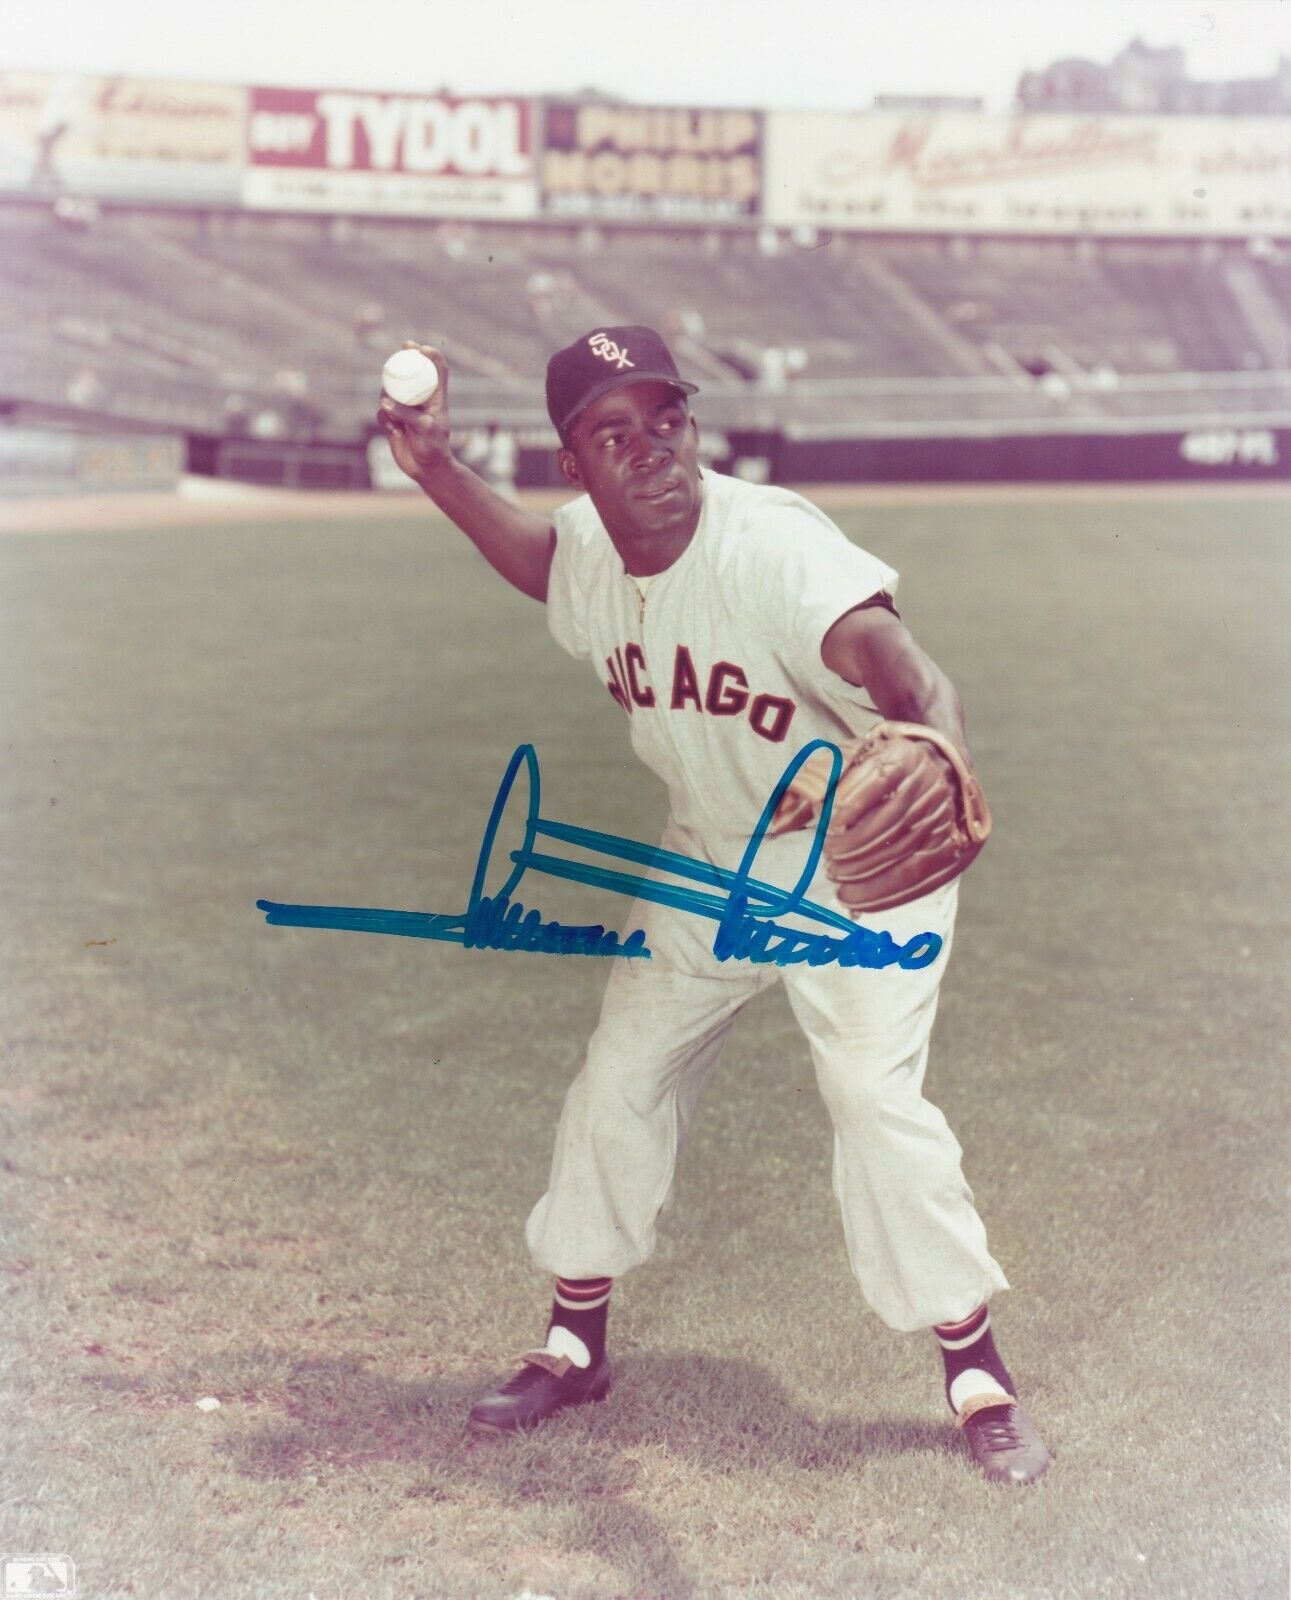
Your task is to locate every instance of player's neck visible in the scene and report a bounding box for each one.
[608,488,704,577]
[614,523,698,578]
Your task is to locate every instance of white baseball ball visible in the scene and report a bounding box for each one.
[382,348,440,407]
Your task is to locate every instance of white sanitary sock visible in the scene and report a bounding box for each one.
[949,1368,1012,1413]
[542,1323,591,1370]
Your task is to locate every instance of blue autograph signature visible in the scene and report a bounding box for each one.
[256,742,942,971]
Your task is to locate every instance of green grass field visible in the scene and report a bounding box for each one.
[2,488,1288,1600]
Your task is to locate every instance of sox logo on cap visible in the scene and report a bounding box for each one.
[588,332,634,370]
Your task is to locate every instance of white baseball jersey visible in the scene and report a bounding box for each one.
[546,467,899,848]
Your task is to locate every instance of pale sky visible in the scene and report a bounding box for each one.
[7,0,1291,109]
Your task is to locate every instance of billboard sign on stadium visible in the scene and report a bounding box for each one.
[763,111,1291,236]
[0,71,244,203]
[243,87,537,218]
[540,101,761,220]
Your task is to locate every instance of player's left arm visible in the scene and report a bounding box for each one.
[821,602,969,757]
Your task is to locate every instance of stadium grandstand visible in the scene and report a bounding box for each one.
[1,52,1289,492]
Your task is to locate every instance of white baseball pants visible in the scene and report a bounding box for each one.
[524,821,1009,1333]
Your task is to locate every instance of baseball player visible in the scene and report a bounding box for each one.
[377,326,1051,1484]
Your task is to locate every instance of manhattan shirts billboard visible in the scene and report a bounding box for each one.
[0,72,245,203]
[764,112,1291,237]
[541,101,761,221]
[244,87,537,218]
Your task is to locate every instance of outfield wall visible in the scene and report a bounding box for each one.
[194,419,1290,490]
[0,425,184,496]
[765,421,1288,484]
[6,413,1284,498]
[510,421,1290,487]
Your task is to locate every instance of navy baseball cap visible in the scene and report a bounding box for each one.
[546,325,698,440]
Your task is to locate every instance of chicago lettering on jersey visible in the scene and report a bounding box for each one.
[605,643,795,743]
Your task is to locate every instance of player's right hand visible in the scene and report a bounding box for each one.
[375,342,453,486]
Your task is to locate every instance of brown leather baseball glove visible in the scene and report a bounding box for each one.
[768,721,992,915]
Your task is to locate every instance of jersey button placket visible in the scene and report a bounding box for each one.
[633,578,651,709]
[636,570,692,800]
[623,575,655,722]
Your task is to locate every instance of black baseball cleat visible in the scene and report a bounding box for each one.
[957,1395,1052,1484]
[467,1349,613,1436]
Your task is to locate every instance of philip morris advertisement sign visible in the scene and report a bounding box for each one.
[541,101,761,221]
[0,71,245,202]
[763,111,1291,236]
[243,87,537,218]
